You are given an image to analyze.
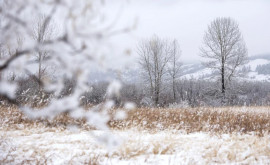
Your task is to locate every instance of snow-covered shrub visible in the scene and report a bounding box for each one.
[168,101,190,109]
[140,97,155,107]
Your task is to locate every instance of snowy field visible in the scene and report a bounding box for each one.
[1,106,270,164]
[1,128,270,164]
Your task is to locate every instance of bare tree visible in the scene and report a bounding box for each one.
[168,40,182,102]
[138,35,173,106]
[31,15,54,91]
[200,17,248,103]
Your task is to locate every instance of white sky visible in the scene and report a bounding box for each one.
[103,0,270,65]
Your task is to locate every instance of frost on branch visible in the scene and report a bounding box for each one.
[0,0,135,148]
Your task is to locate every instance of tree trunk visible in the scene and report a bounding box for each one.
[221,57,225,102]
[155,77,160,106]
[173,77,176,102]
[38,52,42,91]
[155,89,159,106]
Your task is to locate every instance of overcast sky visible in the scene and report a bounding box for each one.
[103,0,270,66]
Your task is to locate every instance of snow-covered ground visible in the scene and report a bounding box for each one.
[1,128,270,164]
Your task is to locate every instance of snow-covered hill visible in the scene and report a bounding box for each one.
[245,58,270,81]
[180,55,270,82]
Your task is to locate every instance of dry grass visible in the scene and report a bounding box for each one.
[0,105,94,131]
[113,136,177,159]
[1,106,270,135]
[109,106,270,135]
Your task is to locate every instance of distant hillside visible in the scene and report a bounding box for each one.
[180,54,270,82]
[249,54,270,60]
[88,54,270,83]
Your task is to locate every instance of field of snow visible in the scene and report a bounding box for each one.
[1,106,270,164]
[1,128,270,164]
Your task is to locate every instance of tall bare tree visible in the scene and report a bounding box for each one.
[200,17,248,102]
[31,15,55,91]
[138,35,173,106]
[168,40,182,102]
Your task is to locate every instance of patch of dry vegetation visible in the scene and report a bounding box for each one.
[1,106,270,135]
[109,107,270,135]
[0,106,94,131]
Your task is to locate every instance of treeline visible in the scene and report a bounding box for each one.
[13,76,270,108]
[256,64,270,75]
